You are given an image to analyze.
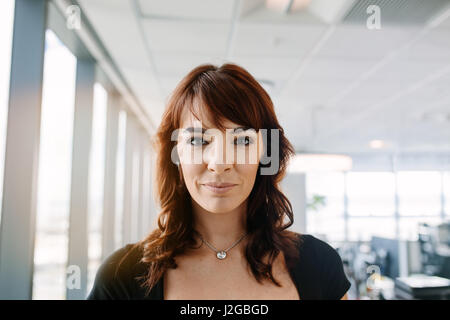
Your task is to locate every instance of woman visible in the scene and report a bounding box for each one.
[87,63,350,300]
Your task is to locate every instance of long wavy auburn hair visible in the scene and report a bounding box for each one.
[117,63,302,297]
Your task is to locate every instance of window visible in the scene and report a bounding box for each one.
[0,0,15,226]
[346,172,396,241]
[306,172,345,242]
[87,83,108,292]
[444,172,450,218]
[131,144,141,242]
[397,171,441,216]
[347,172,395,216]
[398,216,442,241]
[347,217,396,241]
[114,109,127,250]
[306,170,448,242]
[33,30,77,300]
[142,146,153,236]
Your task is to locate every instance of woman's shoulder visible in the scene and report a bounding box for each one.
[100,243,145,277]
[86,243,147,299]
[297,233,339,254]
[291,232,344,267]
[290,232,351,299]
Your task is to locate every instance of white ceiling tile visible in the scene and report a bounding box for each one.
[282,78,352,106]
[239,5,325,24]
[159,76,185,98]
[138,95,166,125]
[396,72,450,104]
[346,105,450,149]
[297,57,380,81]
[121,67,161,96]
[229,56,299,81]
[369,58,450,82]
[78,0,152,68]
[402,26,450,60]
[279,109,315,151]
[120,66,165,122]
[239,0,266,19]
[334,64,450,112]
[232,24,327,57]
[439,16,450,28]
[153,53,226,78]
[333,80,406,108]
[315,24,422,59]
[141,19,230,55]
[137,0,235,21]
[79,0,130,11]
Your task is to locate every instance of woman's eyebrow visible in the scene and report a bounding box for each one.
[183,127,206,134]
[231,126,253,133]
[183,126,253,133]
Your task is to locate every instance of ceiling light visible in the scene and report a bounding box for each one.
[287,154,353,173]
[369,140,385,149]
[265,0,311,13]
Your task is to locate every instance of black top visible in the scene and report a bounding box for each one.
[86,233,351,300]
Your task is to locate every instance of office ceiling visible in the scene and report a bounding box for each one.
[77,0,450,156]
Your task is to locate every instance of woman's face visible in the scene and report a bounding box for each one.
[177,108,264,214]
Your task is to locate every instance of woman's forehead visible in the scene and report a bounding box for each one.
[179,108,237,129]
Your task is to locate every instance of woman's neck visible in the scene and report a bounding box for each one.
[191,199,248,251]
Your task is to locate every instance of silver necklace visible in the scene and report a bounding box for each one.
[199,232,248,260]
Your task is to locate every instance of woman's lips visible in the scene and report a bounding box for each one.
[202,184,237,194]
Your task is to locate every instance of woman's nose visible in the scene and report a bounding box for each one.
[204,137,234,173]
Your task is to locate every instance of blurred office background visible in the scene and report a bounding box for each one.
[0,0,450,300]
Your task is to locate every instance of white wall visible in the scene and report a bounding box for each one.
[280,173,307,234]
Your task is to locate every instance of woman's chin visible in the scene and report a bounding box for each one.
[202,204,238,214]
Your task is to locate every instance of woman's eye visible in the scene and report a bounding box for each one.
[189,137,207,146]
[234,136,253,146]
[188,136,253,146]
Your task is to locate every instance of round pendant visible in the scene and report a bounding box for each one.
[216,251,227,259]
